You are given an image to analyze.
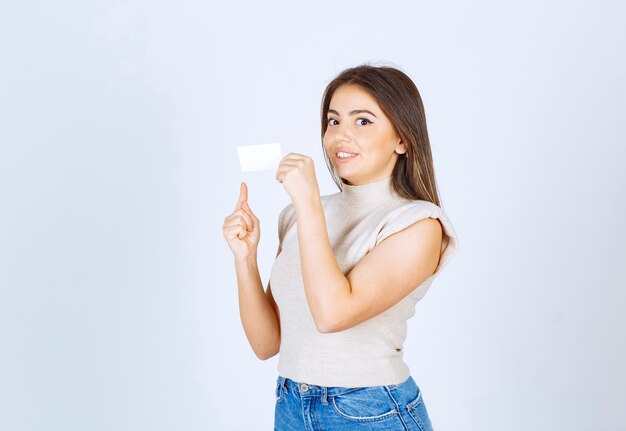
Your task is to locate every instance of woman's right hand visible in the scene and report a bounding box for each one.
[223,182,260,260]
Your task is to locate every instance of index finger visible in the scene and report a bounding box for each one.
[234,182,248,211]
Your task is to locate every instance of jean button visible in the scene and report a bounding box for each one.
[300,383,309,392]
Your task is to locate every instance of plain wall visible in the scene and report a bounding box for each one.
[1,1,624,430]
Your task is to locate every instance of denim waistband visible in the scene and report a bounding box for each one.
[277,375,412,398]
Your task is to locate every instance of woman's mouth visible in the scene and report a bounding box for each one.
[336,151,358,163]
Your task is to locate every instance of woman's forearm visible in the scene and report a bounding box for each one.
[234,252,280,360]
[294,198,350,332]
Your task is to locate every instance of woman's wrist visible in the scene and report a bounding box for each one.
[234,251,258,267]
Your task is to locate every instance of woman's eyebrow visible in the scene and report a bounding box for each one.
[327,109,377,118]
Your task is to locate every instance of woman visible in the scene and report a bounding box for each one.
[223,64,459,430]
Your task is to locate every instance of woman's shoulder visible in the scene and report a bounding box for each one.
[387,198,444,214]
[381,198,453,230]
[375,198,458,251]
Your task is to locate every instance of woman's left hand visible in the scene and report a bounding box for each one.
[275,152,320,205]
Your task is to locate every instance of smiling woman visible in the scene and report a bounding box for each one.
[222,63,459,431]
[271,65,458,430]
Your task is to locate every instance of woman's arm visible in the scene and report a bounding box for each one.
[295,198,442,333]
[235,245,281,360]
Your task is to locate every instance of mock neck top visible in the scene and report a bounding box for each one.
[339,175,395,211]
[269,176,459,387]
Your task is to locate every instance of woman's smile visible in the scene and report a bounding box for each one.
[335,151,359,163]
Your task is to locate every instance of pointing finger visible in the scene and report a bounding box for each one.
[235,182,248,210]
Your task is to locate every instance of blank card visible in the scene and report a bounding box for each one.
[236,142,282,172]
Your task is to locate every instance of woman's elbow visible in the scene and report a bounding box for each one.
[256,350,278,361]
[314,315,340,334]
[255,343,280,361]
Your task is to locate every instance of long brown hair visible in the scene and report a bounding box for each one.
[320,64,442,207]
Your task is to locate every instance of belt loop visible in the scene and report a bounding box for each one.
[282,377,289,394]
[321,385,328,405]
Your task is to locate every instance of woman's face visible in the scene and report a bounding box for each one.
[323,84,406,186]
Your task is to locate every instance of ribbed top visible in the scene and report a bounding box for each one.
[269,177,459,387]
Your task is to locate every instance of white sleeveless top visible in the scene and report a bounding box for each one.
[269,176,459,387]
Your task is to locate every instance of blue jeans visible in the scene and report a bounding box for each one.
[274,374,434,430]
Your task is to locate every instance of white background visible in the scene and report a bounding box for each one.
[1,1,624,430]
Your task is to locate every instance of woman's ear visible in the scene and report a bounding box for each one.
[395,140,408,156]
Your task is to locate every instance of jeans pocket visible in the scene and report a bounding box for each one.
[330,387,399,423]
[406,388,433,431]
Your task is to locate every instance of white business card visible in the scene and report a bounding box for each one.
[236,142,282,172]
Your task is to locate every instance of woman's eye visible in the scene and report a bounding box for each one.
[327,118,371,126]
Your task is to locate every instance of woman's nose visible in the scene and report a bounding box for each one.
[332,124,351,142]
